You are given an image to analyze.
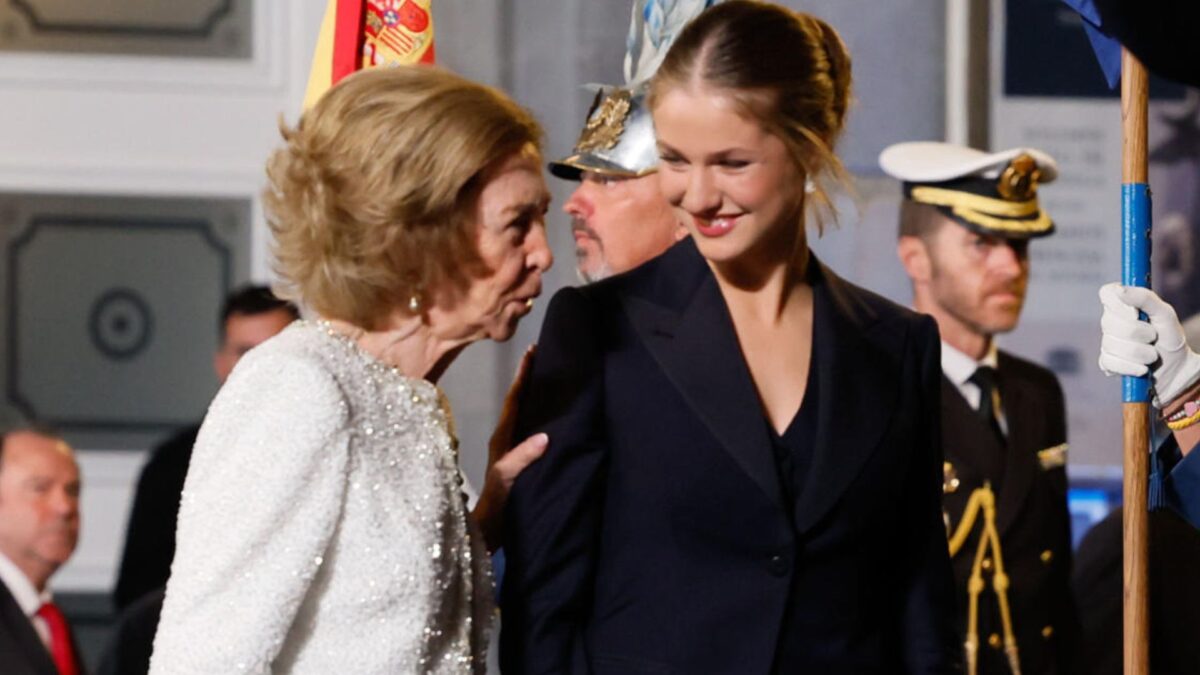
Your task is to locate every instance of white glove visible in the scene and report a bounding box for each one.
[1098,282,1200,407]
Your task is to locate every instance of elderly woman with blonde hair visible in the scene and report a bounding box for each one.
[150,65,552,674]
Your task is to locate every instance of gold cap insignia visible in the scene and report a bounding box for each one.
[576,89,632,154]
[997,153,1042,202]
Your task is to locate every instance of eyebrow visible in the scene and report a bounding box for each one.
[501,194,551,218]
[656,141,753,160]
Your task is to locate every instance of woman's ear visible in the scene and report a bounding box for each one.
[897,235,932,284]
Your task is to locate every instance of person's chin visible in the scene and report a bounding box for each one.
[38,542,77,564]
[487,307,527,342]
[982,311,1021,334]
[578,261,612,284]
[693,237,747,264]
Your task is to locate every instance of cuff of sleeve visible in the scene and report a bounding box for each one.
[1165,439,1200,531]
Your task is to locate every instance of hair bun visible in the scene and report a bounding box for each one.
[811,16,852,134]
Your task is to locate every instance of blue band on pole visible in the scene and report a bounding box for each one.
[1122,182,1152,403]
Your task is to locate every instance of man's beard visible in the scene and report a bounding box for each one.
[573,217,612,284]
[577,258,613,284]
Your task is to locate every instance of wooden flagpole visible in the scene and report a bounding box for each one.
[1119,46,1150,675]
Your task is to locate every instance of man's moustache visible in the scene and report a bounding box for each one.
[571,218,600,240]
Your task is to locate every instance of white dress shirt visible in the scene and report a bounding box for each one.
[941,340,1008,435]
[0,551,52,650]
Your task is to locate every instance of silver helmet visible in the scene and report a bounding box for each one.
[549,85,658,180]
[549,0,721,181]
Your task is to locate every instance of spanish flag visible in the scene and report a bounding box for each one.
[304,0,436,110]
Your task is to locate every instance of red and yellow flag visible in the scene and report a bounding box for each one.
[304,0,436,110]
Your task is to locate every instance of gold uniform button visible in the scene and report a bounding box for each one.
[1040,550,1054,563]
[1042,625,1054,639]
[981,557,993,571]
[988,633,1002,649]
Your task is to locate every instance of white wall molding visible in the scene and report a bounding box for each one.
[0,0,287,94]
[0,161,264,197]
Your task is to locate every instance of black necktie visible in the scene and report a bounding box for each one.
[968,366,1006,446]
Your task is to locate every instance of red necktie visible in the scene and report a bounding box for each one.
[36,601,79,675]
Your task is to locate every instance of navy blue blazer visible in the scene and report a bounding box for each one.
[1156,435,1200,530]
[501,239,960,674]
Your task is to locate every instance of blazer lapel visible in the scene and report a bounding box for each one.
[622,241,783,511]
[994,357,1037,536]
[793,261,901,534]
[622,246,905,527]
[0,581,57,675]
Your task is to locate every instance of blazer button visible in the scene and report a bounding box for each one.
[767,554,790,577]
[987,633,1002,650]
[1040,549,1054,564]
[1042,625,1054,639]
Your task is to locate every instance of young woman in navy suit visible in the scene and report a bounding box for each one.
[502,2,961,673]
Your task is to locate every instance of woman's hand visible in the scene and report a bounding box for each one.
[473,345,548,553]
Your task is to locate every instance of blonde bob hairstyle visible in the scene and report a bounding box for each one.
[265,66,543,328]
[649,0,852,262]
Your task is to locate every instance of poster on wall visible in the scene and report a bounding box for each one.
[990,0,1198,476]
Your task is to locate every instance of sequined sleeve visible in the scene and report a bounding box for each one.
[149,348,351,675]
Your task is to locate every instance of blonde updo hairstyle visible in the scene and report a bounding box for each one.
[265,66,543,328]
[649,0,852,245]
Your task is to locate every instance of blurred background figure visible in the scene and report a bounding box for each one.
[0,425,85,675]
[887,142,1078,675]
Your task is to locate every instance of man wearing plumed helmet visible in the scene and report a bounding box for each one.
[548,1,718,282]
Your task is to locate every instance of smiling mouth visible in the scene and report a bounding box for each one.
[693,215,739,238]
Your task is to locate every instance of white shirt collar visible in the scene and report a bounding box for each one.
[941,339,998,387]
[0,552,51,618]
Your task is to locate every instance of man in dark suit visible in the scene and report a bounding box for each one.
[112,286,297,610]
[0,425,86,675]
[888,142,1078,675]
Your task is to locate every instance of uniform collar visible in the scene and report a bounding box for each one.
[941,339,998,386]
[0,552,51,618]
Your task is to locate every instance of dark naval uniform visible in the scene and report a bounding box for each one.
[942,352,1077,675]
[881,141,1076,674]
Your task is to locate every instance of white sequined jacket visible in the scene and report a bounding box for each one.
[150,322,492,674]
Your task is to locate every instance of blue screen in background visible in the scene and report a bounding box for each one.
[1067,474,1123,549]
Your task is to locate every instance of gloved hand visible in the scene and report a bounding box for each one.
[1099,282,1200,407]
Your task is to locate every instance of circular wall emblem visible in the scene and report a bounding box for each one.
[88,288,154,361]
